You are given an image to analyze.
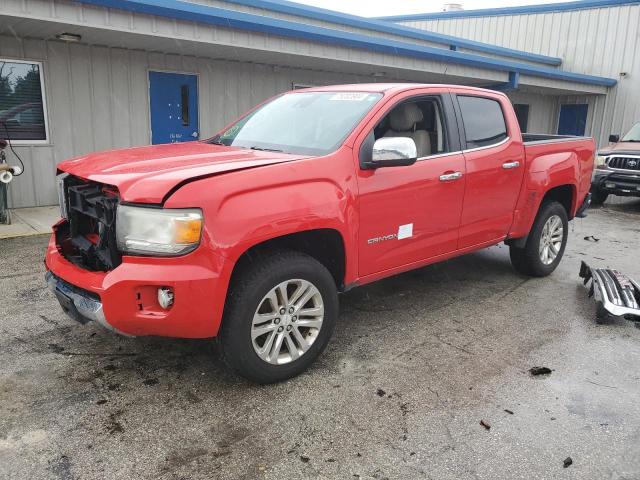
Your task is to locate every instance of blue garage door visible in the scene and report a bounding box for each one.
[149,71,199,144]
[557,104,588,136]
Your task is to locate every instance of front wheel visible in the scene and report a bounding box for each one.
[218,250,338,383]
[590,187,609,205]
[509,201,569,277]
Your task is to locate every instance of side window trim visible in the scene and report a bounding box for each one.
[363,93,461,163]
[453,93,510,151]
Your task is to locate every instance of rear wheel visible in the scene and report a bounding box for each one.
[590,187,609,205]
[509,201,568,277]
[219,250,338,383]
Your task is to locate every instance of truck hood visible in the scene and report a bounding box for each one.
[600,141,640,155]
[58,142,308,203]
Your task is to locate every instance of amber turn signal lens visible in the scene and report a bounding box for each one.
[175,217,202,244]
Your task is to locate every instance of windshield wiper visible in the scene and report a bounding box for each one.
[249,146,283,152]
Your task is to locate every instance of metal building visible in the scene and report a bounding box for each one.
[0,0,620,208]
[379,0,640,150]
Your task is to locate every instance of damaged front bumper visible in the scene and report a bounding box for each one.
[45,271,127,335]
[579,261,640,322]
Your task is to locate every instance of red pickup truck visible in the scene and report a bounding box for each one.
[46,84,594,383]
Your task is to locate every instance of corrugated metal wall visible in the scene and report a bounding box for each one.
[0,35,373,208]
[399,3,640,146]
[506,90,559,133]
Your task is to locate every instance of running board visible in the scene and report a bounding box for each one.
[579,261,640,322]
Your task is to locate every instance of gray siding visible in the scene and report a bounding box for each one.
[0,35,372,208]
[398,4,640,146]
[506,91,558,134]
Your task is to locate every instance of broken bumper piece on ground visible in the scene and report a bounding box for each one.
[579,261,640,323]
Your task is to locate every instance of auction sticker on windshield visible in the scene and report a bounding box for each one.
[329,92,371,101]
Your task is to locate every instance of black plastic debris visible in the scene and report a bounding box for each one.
[584,235,600,242]
[563,457,573,468]
[504,409,514,415]
[376,388,386,397]
[479,420,491,430]
[529,367,552,376]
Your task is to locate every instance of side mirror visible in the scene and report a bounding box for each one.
[609,134,620,143]
[363,137,417,169]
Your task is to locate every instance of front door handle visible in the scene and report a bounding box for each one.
[502,161,520,169]
[439,171,463,182]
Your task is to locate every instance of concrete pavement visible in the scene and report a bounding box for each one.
[1,199,639,479]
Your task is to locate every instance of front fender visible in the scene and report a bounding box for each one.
[165,152,358,284]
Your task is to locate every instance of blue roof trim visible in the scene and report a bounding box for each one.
[76,0,617,87]
[375,0,640,21]
[215,0,562,66]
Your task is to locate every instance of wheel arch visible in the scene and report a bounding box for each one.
[540,184,576,219]
[228,228,347,292]
[507,183,575,248]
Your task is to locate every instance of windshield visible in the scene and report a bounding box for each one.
[210,91,383,155]
[621,122,640,142]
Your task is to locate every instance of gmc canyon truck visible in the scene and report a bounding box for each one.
[591,122,640,204]
[46,84,594,383]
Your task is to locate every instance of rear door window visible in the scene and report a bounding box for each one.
[457,95,508,149]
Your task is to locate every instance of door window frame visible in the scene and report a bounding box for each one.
[452,93,512,153]
[146,69,200,145]
[358,92,463,169]
[0,58,50,145]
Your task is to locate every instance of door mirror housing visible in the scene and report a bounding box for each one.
[362,137,417,169]
[609,134,620,143]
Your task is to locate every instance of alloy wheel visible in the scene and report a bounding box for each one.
[539,214,564,265]
[251,279,324,365]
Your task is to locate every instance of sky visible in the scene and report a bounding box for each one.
[292,0,566,17]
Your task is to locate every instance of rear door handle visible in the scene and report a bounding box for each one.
[439,171,463,182]
[502,161,520,169]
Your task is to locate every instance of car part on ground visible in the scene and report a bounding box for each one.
[579,261,640,323]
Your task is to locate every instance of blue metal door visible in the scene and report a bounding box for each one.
[149,71,199,144]
[557,104,588,136]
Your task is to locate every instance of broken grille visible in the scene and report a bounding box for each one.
[56,174,121,271]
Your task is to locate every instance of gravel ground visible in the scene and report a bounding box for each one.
[1,199,639,480]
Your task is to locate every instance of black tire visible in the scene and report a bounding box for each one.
[590,187,609,205]
[218,250,338,384]
[509,201,569,277]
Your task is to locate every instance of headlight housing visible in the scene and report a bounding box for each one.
[595,154,609,169]
[116,205,203,256]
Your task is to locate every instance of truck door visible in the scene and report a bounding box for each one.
[454,92,525,249]
[355,92,466,277]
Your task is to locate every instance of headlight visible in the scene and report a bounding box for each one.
[595,154,609,169]
[116,205,203,256]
